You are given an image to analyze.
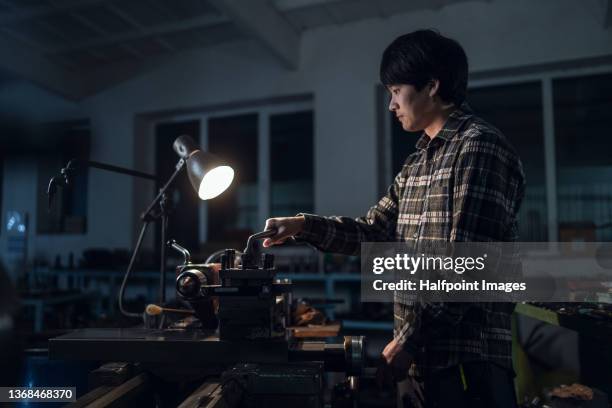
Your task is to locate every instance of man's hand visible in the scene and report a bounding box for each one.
[377,338,413,389]
[382,337,405,365]
[262,216,305,247]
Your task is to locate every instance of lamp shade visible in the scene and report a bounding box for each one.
[174,135,234,200]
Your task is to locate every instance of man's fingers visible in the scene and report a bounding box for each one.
[263,219,281,247]
[262,217,299,248]
[264,218,278,231]
[262,236,288,248]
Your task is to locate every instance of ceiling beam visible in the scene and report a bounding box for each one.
[0,0,110,26]
[47,14,227,55]
[0,25,81,70]
[104,3,176,52]
[207,0,300,69]
[274,0,344,11]
[76,53,181,98]
[69,10,145,60]
[0,33,81,98]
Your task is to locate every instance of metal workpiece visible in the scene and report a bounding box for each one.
[289,341,341,370]
[288,336,365,375]
[344,336,366,376]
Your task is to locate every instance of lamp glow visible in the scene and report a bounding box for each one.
[173,135,234,201]
[198,165,234,200]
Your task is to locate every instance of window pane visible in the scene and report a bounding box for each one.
[469,82,547,241]
[207,113,258,243]
[554,73,612,241]
[270,111,314,216]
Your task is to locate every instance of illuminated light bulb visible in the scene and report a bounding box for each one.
[198,165,234,200]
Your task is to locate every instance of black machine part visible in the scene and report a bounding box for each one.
[216,362,324,408]
[176,268,209,299]
[173,231,289,341]
[174,228,282,303]
[70,362,330,408]
[175,264,219,330]
[49,329,365,375]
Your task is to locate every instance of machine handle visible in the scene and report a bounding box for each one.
[167,239,192,264]
[243,228,278,256]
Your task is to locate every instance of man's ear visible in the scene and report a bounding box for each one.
[428,79,440,98]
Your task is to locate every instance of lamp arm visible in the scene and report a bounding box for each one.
[136,157,185,309]
[140,158,185,221]
[47,159,159,211]
[63,158,158,182]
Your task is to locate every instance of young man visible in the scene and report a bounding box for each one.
[263,29,524,407]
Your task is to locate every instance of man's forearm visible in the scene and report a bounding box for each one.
[296,213,392,255]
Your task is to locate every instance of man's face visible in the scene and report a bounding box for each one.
[387,83,434,132]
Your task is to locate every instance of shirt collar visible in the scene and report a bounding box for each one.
[414,102,473,150]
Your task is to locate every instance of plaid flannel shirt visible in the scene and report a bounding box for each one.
[296,103,525,376]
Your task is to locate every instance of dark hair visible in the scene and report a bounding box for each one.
[380,29,468,106]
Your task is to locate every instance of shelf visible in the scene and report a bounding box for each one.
[277,273,361,282]
[341,319,393,331]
